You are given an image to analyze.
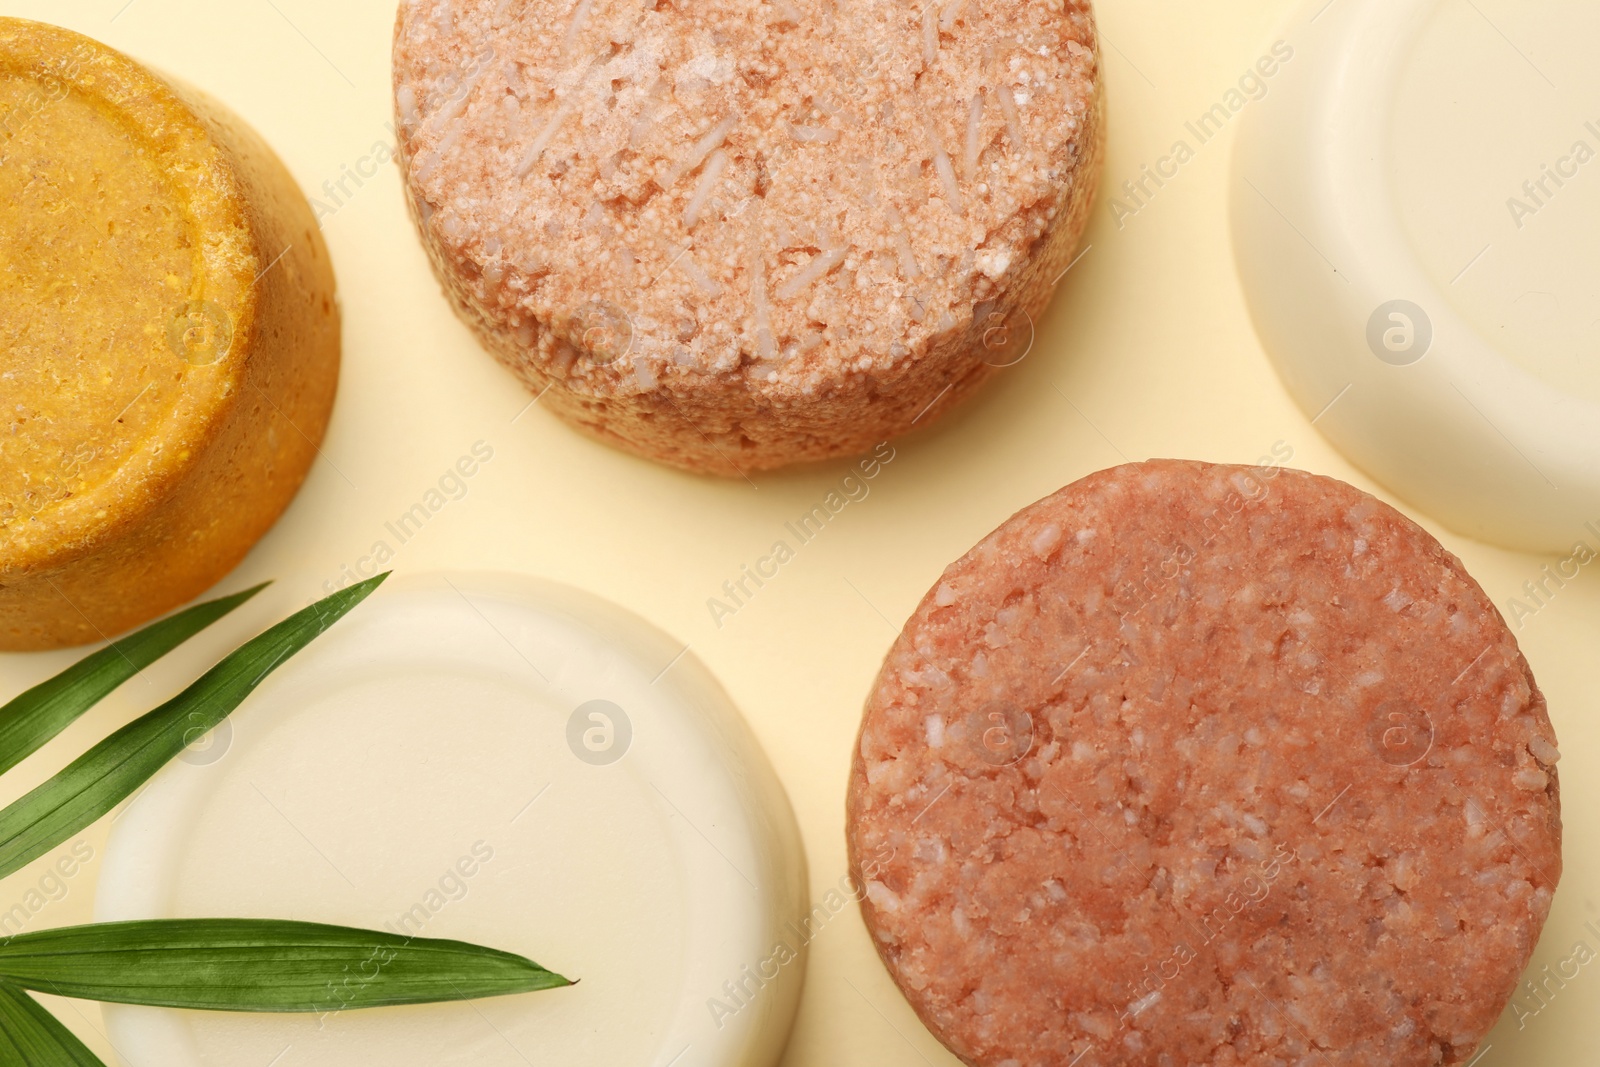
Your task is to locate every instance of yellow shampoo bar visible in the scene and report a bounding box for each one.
[0,19,338,649]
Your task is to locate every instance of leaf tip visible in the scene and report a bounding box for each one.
[350,571,392,600]
[524,961,576,991]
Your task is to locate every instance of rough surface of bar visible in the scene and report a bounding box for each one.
[847,460,1562,1066]
[0,18,339,649]
[394,0,1102,473]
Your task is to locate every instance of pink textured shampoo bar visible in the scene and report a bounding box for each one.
[393,0,1102,475]
[848,460,1561,1066]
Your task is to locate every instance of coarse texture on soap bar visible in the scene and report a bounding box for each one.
[393,0,1101,475]
[0,18,339,649]
[847,460,1562,1067]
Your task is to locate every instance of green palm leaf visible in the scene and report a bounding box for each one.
[0,982,105,1066]
[0,920,570,1013]
[0,574,388,883]
[0,583,268,777]
[0,570,575,1028]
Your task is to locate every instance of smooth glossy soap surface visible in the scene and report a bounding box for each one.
[95,573,808,1067]
[1231,0,1600,553]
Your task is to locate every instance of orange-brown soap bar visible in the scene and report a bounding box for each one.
[0,18,339,650]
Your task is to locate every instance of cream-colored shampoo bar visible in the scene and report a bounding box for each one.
[1232,0,1600,552]
[96,575,808,1067]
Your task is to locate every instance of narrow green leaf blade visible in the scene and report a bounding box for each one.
[0,583,269,778]
[0,920,571,1013]
[0,982,105,1066]
[0,574,390,882]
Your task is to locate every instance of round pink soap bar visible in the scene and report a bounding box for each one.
[848,459,1561,1067]
[393,0,1102,475]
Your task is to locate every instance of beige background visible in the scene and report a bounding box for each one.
[0,0,1594,1063]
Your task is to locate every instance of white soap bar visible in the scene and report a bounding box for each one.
[1232,0,1600,552]
[95,574,808,1067]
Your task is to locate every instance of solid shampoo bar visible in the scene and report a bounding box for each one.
[394,0,1102,475]
[0,18,339,649]
[848,461,1561,1066]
